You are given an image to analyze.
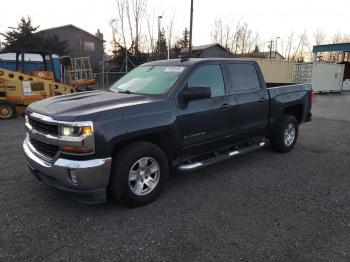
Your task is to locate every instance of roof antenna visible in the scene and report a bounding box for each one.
[180,56,189,62]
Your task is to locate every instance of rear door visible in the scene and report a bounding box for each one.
[224,62,269,139]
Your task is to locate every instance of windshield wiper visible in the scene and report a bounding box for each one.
[118,90,135,94]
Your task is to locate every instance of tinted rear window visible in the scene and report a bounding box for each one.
[227,63,260,93]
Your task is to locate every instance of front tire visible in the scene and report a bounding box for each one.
[110,142,169,207]
[270,115,298,153]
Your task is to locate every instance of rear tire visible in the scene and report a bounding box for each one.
[0,101,17,120]
[270,115,298,153]
[110,142,169,207]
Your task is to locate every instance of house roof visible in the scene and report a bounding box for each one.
[144,58,255,67]
[260,51,284,58]
[181,44,231,53]
[240,51,285,59]
[38,24,104,42]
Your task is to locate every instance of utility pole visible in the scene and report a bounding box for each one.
[125,48,128,73]
[157,16,162,60]
[102,45,105,89]
[269,39,273,59]
[167,42,170,60]
[275,37,280,58]
[188,0,194,57]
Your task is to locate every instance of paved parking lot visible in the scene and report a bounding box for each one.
[1,94,350,261]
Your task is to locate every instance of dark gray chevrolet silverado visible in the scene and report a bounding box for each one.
[23,58,313,206]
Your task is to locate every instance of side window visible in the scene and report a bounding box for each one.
[188,64,225,97]
[227,63,260,93]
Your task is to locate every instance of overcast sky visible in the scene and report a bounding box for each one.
[1,0,349,52]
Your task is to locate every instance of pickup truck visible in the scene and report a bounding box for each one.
[23,58,313,206]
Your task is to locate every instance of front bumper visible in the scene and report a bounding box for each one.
[23,136,112,203]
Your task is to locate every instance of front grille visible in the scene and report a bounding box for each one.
[30,137,59,158]
[28,117,58,136]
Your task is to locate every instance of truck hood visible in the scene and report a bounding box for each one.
[27,90,157,121]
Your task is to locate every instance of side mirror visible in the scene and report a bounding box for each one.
[182,86,211,100]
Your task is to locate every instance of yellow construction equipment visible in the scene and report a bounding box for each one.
[0,50,95,119]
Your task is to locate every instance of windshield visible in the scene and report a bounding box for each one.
[110,65,185,95]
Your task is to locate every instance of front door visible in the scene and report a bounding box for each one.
[177,63,231,158]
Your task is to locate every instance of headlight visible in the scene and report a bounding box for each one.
[58,121,94,154]
[60,125,80,136]
[58,122,94,137]
[25,115,29,123]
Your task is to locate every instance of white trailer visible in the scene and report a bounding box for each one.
[310,43,350,92]
[311,63,345,93]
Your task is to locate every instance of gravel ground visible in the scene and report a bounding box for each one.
[1,99,350,261]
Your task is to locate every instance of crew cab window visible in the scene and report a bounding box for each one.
[188,64,225,97]
[227,63,260,93]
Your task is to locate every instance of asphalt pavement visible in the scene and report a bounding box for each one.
[1,94,350,261]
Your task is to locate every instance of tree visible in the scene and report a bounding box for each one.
[4,17,39,50]
[38,33,68,55]
[210,18,260,55]
[111,0,149,68]
[211,19,224,46]
[3,17,67,55]
[171,28,190,58]
[176,28,189,49]
[253,45,260,53]
[133,0,147,53]
[113,0,147,54]
[166,13,175,59]
[332,32,350,44]
[313,28,326,46]
[291,31,309,61]
[284,31,294,60]
[145,8,157,56]
[156,29,167,59]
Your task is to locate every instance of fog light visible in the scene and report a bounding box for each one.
[69,170,78,185]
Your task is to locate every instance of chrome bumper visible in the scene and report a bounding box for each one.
[23,136,112,194]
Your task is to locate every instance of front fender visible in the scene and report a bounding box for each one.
[93,100,180,158]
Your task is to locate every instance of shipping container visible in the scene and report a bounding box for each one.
[246,58,294,84]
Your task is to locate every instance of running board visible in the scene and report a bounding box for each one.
[178,141,266,171]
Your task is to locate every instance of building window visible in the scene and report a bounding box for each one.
[84,41,95,51]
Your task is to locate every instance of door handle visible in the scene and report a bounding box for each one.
[258,97,268,103]
[220,103,232,111]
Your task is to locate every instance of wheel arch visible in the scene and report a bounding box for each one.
[283,104,303,123]
[111,131,176,165]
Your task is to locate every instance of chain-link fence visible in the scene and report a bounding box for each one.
[293,63,313,84]
[93,72,126,90]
